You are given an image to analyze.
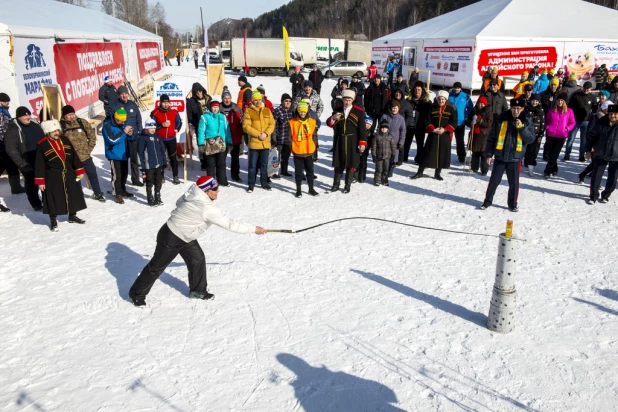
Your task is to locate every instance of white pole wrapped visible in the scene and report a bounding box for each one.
[487,231,517,333]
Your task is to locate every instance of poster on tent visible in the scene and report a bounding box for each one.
[475,41,563,78]
[135,41,163,79]
[418,41,475,86]
[53,42,125,114]
[371,45,402,71]
[12,37,57,120]
[153,81,186,143]
[561,42,618,81]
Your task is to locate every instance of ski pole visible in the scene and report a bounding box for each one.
[265,229,294,233]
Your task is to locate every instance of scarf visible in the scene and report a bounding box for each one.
[296,118,311,141]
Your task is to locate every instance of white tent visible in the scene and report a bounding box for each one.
[1,0,165,119]
[372,0,618,89]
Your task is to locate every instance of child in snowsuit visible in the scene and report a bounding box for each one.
[138,119,168,206]
[372,121,396,186]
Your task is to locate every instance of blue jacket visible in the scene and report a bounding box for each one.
[386,61,396,73]
[197,111,232,146]
[137,130,167,170]
[448,91,474,126]
[102,119,130,160]
[533,75,549,94]
[109,98,142,139]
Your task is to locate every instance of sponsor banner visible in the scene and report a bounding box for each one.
[154,81,186,143]
[562,42,618,81]
[477,46,559,76]
[54,42,125,114]
[315,38,345,61]
[13,37,57,120]
[419,41,475,84]
[135,41,162,78]
[371,44,402,70]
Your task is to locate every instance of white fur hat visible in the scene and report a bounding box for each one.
[342,89,356,99]
[41,119,62,135]
[437,90,449,100]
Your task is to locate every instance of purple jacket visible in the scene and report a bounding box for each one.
[545,108,576,139]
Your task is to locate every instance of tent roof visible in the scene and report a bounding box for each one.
[375,0,618,43]
[0,0,160,41]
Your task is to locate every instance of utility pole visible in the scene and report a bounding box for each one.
[112,0,116,19]
[155,22,158,36]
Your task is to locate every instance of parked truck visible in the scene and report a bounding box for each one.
[230,38,304,77]
[315,38,346,62]
[333,41,372,66]
[218,41,231,68]
[290,37,318,67]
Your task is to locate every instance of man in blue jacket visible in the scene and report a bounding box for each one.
[448,82,474,163]
[110,85,143,186]
[481,98,535,212]
[103,107,133,204]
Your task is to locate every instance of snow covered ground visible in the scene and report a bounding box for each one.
[1,63,618,412]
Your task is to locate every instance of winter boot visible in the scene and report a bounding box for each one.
[434,169,444,181]
[359,167,367,183]
[352,170,358,183]
[49,216,59,232]
[528,165,534,177]
[155,192,163,206]
[0,203,9,212]
[295,182,302,198]
[308,182,319,196]
[68,214,86,224]
[410,167,424,180]
[9,176,26,194]
[330,173,341,192]
[343,171,353,193]
[189,290,215,300]
[129,292,146,307]
[147,189,155,206]
[115,195,125,204]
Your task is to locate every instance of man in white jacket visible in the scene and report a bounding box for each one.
[129,176,267,306]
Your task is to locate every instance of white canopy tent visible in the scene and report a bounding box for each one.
[372,0,618,90]
[1,0,165,118]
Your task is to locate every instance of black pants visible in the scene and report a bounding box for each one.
[110,159,128,195]
[294,156,314,185]
[455,125,467,162]
[0,150,20,177]
[22,169,42,209]
[176,56,181,66]
[590,159,618,201]
[205,151,228,185]
[194,59,198,69]
[470,152,488,174]
[129,223,207,299]
[544,136,565,176]
[484,160,521,209]
[357,148,370,181]
[403,127,416,162]
[230,144,241,179]
[81,157,103,196]
[414,129,426,164]
[524,139,541,167]
[130,140,142,184]
[278,144,292,174]
[144,167,163,194]
[163,138,179,178]
[579,162,594,179]
[374,159,389,183]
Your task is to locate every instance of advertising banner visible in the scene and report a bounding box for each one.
[477,45,559,76]
[371,45,402,71]
[419,41,475,85]
[562,42,618,81]
[153,81,186,143]
[54,42,125,114]
[135,41,162,78]
[13,37,57,120]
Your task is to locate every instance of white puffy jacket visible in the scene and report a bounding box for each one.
[167,184,255,242]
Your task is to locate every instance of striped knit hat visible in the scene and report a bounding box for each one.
[114,107,127,123]
[251,89,262,101]
[569,73,577,80]
[196,175,218,192]
[297,101,309,113]
[550,78,560,85]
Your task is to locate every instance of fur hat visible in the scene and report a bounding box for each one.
[437,90,449,100]
[510,98,525,108]
[341,89,356,99]
[41,119,62,135]
[608,103,618,113]
[196,175,219,192]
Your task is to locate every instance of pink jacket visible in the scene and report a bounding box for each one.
[545,108,576,139]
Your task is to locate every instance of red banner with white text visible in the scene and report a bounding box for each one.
[53,42,125,113]
[477,46,558,77]
[135,41,162,78]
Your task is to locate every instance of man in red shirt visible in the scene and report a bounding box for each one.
[150,94,183,184]
[367,61,378,81]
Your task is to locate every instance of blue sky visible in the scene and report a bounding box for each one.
[153,0,291,32]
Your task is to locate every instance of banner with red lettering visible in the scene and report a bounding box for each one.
[477,45,559,77]
[135,41,162,78]
[53,42,125,113]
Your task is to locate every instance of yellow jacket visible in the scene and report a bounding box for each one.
[242,105,275,150]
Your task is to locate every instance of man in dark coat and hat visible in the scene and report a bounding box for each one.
[326,89,367,193]
[35,119,87,231]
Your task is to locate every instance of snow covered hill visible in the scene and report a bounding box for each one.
[1,64,617,411]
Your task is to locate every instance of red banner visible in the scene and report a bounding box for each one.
[243,29,249,73]
[53,42,125,113]
[136,41,162,78]
[477,46,558,76]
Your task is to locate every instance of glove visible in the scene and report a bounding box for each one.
[76,175,84,181]
[141,170,147,179]
[358,145,366,152]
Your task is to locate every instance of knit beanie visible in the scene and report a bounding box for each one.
[61,105,75,117]
[550,78,560,85]
[257,84,266,95]
[15,106,31,118]
[221,87,232,99]
[569,73,577,81]
[281,93,292,102]
[379,121,390,130]
[303,80,313,88]
[0,93,10,103]
[114,107,127,123]
[117,85,129,95]
[557,93,568,102]
[297,101,309,113]
[531,94,541,102]
[549,68,556,75]
[522,71,529,77]
[144,119,157,129]
[160,94,170,102]
[251,89,262,101]
[478,96,488,105]
[209,101,220,108]
[542,69,548,75]
[196,175,218,192]
[600,90,611,99]
[238,75,247,83]
[365,116,374,125]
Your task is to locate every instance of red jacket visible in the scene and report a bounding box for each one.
[222,104,244,146]
[150,106,182,141]
[263,97,274,112]
[367,65,378,80]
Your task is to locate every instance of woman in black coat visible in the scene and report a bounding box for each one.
[465,96,494,175]
[411,90,457,180]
